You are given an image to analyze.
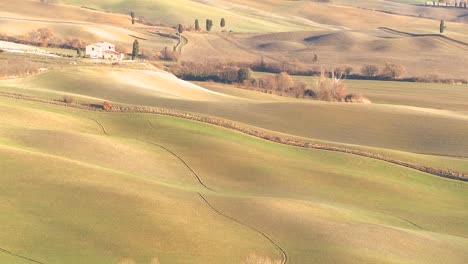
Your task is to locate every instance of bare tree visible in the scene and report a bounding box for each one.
[315,68,347,102]
[276,72,294,95]
[382,62,406,79]
[360,64,379,77]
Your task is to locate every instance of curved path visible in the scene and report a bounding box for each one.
[378,27,468,51]
[89,117,289,264]
[176,34,189,54]
[1,91,467,182]
[0,247,46,264]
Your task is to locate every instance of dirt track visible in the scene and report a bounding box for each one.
[88,116,289,264]
[2,91,467,182]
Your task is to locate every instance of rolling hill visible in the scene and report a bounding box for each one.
[1,95,467,264]
[1,1,467,264]
[2,66,468,157]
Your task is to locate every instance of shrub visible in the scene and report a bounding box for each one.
[160,47,180,61]
[276,72,294,95]
[361,64,379,77]
[304,89,316,98]
[344,94,371,104]
[0,57,45,78]
[315,68,347,102]
[292,81,307,98]
[344,66,353,76]
[237,67,252,83]
[28,28,55,47]
[66,37,86,49]
[220,67,240,83]
[381,62,406,79]
[63,96,74,104]
[102,101,112,110]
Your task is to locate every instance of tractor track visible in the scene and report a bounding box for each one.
[88,117,289,264]
[197,194,288,264]
[378,27,468,52]
[1,91,467,182]
[0,247,46,264]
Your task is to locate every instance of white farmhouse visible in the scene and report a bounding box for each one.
[85,42,124,60]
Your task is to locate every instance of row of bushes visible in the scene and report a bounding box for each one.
[0,29,87,50]
[0,57,47,78]
[170,63,370,102]
[234,59,467,84]
[245,70,371,103]
[170,62,252,83]
[2,91,464,182]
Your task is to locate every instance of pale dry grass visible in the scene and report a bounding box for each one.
[244,253,281,264]
[118,258,136,264]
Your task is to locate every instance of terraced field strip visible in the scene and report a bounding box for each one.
[2,91,467,182]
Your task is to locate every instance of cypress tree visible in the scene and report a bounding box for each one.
[130,11,135,25]
[220,18,226,28]
[178,24,184,34]
[132,39,139,60]
[440,20,446,34]
[206,19,213,32]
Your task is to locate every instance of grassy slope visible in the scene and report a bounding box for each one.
[58,0,318,32]
[1,96,467,264]
[2,67,468,158]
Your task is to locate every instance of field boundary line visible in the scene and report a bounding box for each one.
[87,116,288,263]
[139,137,287,263]
[378,27,468,51]
[197,194,288,264]
[88,117,109,135]
[142,119,287,263]
[1,91,467,182]
[0,247,46,264]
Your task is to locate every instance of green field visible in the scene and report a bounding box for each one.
[1,96,467,264]
[2,67,468,158]
[1,1,467,263]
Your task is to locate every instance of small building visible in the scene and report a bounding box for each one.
[85,42,124,60]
